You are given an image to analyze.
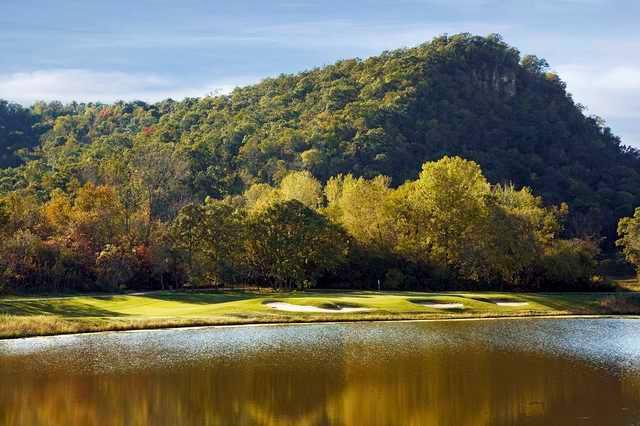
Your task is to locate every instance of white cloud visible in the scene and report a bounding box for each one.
[556,64,640,146]
[0,69,258,105]
[557,64,640,119]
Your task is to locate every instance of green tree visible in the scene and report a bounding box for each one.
[243,183,280,214]
[128,140,190,243]
[539,239,599,289]
[521,54,549,74]
[478,184,562,285]
[0,191,42,235]
[0,100,38,168]
[617,207,640,276]
[172,198,247,287]
[391,156,490,273]
[246,200,349,289]
[325,174,395,252]
[278,170,323,209]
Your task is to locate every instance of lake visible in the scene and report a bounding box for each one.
[1,318,639,425]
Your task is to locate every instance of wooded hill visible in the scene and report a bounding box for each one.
[1,33,639,245]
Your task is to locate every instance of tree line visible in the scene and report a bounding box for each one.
[0,155,605,293]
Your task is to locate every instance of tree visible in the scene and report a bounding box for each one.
[539,239,599,289]
[171,203,204,284]
[43,190,72,234]
[278,170,323,209]
[477,184,563,285]
[617,207,640,276]
[95,244,137,290]
[325,174,395,252]
[0,230,92,293]
[0,191,42,235]
[0,199,9,236]
[128,140,190,243]
[0,230,45,291]
[1,33,638,250]
[391,156,490,273]
[0,100,38,168]
[243,183,280,214]
[521,55,549,75]
[172,198,247,286]
[68,183,125,253]
[147,222,179,289]
[246,200,349,289]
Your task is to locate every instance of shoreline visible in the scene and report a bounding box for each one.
[2,289,639,340]
[3,312,640,342]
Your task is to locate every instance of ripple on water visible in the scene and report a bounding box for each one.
[1,318,640,375]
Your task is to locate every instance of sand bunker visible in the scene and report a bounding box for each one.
[416,302,465,309]
[495,302,529,307]
[266,302,371,313]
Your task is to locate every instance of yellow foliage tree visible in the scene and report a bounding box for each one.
[325,174,395,251]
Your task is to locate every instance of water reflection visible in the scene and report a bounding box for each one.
[1,319,639,425]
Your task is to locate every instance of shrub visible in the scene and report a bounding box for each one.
[384,269,406,290]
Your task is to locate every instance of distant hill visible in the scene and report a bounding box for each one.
[1,33,639,244]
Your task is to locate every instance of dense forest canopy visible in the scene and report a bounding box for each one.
[1,34,639,244]
[0,33,639,292]
[0,153,602,293]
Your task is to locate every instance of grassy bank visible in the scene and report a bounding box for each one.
[1,290,640,339]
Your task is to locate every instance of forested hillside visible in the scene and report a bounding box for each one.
[2,34,639,244]
[0,33,639,292]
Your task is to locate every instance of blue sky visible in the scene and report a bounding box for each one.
[2,0,640,146]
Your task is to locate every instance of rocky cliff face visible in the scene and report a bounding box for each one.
[471,66,517,97]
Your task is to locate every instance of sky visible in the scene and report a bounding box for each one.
[1,0,639,146]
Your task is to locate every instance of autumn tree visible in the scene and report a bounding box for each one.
[243,170,323,213]
[0,199,9,236]
[325,174,395,252]
[43,190,72,234]
[68,183,125,253]
[278,170,323,209]
[390,156,490,274]
[243,183,280,214]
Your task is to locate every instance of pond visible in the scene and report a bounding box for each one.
[1,318,639,425]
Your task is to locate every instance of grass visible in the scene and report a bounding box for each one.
[598,293,640,314]
[1,288,639,339]
[614,277,640,292]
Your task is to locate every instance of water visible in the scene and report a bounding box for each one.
[1,318,639,425]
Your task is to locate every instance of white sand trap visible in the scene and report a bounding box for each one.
[496,302,529,307]
[417,302,465,309]
[266,302,371,313]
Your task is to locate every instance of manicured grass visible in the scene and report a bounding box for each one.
[1,290,639,339]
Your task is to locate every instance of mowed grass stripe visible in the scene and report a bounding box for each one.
[1,290,639,338]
